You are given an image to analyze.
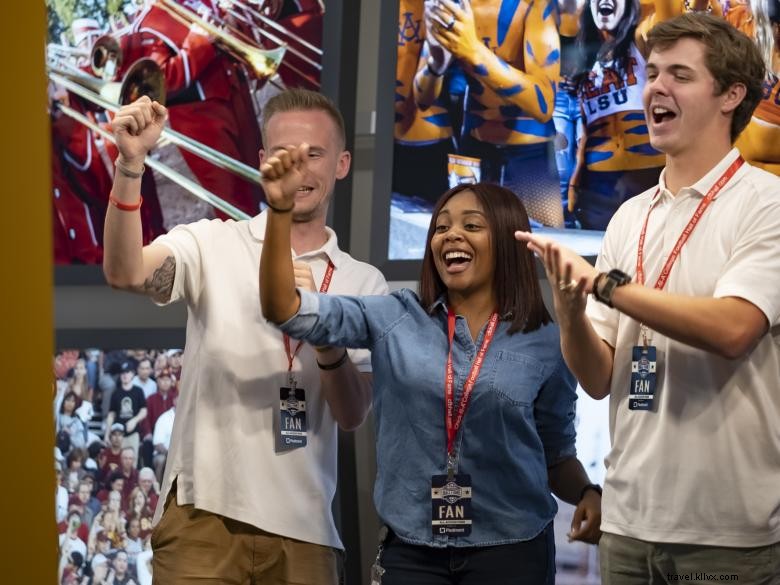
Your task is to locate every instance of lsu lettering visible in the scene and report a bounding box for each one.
[580,45,663,172]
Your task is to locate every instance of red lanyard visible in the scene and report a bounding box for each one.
[445,309,499,458]
[636,157,743,289]
[283,260,335,372]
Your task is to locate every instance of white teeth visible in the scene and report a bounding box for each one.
[653,106,671,115]
[445,251,472,261]
[297,187,313,192]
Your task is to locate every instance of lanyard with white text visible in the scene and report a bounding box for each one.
[635,156,743,344]
[636,156,744,289]
[444,309,499,475]
[283,260,335,380]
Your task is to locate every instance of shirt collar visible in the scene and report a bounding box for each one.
[249,209,343,267]
[655,148,743,202]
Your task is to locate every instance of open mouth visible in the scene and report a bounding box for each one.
[443,250,473,273]
[651,105,677,125]
[296,186,314,194]
[598,1,615,16]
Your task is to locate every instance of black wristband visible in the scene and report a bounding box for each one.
[266,202,294,213]
[317,349,349,370]
[579,483,602,501]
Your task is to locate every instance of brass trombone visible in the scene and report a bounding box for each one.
[55,101,250,221]
[218,2,321,87]
[156,0,286,80]
[48,68,261,187]
[224,0,323,58]
[91,35,122,81]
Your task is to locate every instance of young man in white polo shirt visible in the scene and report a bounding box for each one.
[516,13,780,583]
[103,89,388,584]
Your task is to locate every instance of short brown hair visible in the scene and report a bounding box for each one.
[418,183,551,334]
[261,89,346,148]
[646,13,765,143]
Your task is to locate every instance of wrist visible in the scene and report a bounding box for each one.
[579,483,602,502]
[317,349,349,371]
[115,157,145,179]
[593,269,631,307]
[266,201,294,213]
[426,56,446,77]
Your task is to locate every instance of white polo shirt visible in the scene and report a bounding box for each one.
[587,149,780,547]
[151,211,388,548]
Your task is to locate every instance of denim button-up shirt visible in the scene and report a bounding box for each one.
[280,288,577,547]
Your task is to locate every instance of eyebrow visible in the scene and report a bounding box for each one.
[436,209,486,219]
[646,63,696,75]
[269,145,326,154]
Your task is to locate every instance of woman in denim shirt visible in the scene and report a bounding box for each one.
[259,145,601,585]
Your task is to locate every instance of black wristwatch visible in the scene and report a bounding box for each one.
[579,483,603,501]
[593,269,631,307]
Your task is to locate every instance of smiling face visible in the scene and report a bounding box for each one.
[590,0,626,32]
[430,190,495,301]
[643,37,730,158]
[261,109,350,224]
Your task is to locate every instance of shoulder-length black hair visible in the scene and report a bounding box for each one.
[574,0,641,87]
[418,183,551,334]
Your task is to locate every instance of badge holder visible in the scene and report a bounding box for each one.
[629,326,657,411]
[276,375,307,451]
[431,453,472,536]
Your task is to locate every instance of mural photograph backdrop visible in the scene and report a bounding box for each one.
[48,0,325,265]
[388,0,780,259]
[54,347,182,584]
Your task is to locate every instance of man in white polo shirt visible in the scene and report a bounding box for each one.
[516,13,780,583]
[103,88,388,584]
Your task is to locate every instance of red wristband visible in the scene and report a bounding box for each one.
[109,193,143,211]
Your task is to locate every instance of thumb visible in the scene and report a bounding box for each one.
[569,502,586,540]
[151,102,168,124]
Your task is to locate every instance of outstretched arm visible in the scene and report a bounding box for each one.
[259,145,374,430]
[103,97,176,303]
[259,144,309,323]
[516,231,770,372]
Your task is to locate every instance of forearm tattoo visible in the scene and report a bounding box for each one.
[137,255,175,302]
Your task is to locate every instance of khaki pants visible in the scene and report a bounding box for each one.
[151,486,340,584]
[600,532,780,585]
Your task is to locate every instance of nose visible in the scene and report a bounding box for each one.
[645,73,668,97]
[445,228,464,241]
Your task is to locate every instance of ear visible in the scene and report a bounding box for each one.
[258,148,266,165]
[720,82,747,116]
[335,150,351,180]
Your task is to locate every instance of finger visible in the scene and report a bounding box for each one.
[140,103,153,127]
[569,505,585,541]
[118,114,139,136]
[549,244,561,281]
[297,142,310,167]
[563,262,573,288]
[128,108,149,135]
[260,159,277,179]
[276,148,293,170]
[438,0,465,17]
[575,276,588,297]
[268,155,286,177]
[151,101,168,122]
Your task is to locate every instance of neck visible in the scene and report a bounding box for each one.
[448,288,496,339]
[663,143,732,195]
[290,217,329,255]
